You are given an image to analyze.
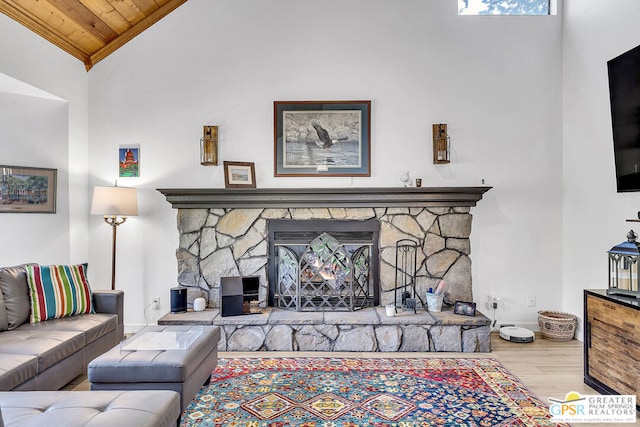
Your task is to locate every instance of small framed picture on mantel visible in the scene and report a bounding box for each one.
[224,161,256,188]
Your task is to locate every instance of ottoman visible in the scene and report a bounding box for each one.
[87,325,220,413]
[0,390,180,427]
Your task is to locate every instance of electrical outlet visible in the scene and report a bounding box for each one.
[488,295,501,310]
[526,295,536,307]
[151,297,160,310]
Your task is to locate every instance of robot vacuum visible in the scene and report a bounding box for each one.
[499,326,535,343]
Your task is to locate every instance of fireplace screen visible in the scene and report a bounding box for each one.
[276,232,373,311]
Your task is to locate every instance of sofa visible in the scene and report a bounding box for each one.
[0,264,124,391]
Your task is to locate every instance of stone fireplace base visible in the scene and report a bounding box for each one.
[158,306,491,352]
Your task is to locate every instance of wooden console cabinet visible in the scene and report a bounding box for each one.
[584,289,639,411]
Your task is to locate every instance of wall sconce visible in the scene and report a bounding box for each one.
[432,123,450,164]
[200,125,218,165]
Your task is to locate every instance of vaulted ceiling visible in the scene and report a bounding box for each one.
[0,0,188,71]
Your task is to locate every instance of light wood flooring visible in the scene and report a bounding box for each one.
[65,333,638,426]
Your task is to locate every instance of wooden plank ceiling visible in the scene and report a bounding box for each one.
[0,0,188,71]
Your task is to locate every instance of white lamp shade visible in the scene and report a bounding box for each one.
[91,186,138,216]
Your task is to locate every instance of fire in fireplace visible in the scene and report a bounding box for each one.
[267,219,380,311]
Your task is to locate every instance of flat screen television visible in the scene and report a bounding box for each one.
[608,43,640,192]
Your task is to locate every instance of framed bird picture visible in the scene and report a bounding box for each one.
[273,100,371,177]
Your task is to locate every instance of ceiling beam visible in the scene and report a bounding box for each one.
[87,0,187,70]
[0,0,189,71]
[0,0,92,65]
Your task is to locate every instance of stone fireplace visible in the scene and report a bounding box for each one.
[159,187,490,310]
[158,187,493,352]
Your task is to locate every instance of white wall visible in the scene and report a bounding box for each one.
[0,92,70,263]
[563,0,640,337]
[0,14,89,268]
[87,0,564,331]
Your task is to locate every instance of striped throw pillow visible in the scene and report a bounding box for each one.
[26,264,94,323]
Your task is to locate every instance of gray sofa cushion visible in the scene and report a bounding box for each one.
[0,329,84,372]
[18,313,117,346]
[0,265,32,330]
[0,353,38,391]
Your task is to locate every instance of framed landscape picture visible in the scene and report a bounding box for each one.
[274,100,371,177]
[0,166,57,213]
[224,161,256,188]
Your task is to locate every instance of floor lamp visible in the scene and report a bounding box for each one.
[91,185,138,290]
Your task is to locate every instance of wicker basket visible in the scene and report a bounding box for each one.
[537,310,577,341]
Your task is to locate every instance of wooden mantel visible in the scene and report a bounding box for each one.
[157,187,492,209]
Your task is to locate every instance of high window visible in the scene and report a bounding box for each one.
[458,0,550,15]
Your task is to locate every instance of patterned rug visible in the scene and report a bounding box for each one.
[181,357,570,427]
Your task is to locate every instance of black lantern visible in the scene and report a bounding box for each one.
[607,230,640,298]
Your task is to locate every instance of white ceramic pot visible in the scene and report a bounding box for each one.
[193,297,206,312]
[385,304,396,317]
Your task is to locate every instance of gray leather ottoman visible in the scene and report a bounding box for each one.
[0,390,180,427]
[87,325,220,413]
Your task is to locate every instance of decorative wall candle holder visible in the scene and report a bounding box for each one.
[433,123,450,164]
[200,125,218,166]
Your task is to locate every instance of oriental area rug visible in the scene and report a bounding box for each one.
[181,357,570,427]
